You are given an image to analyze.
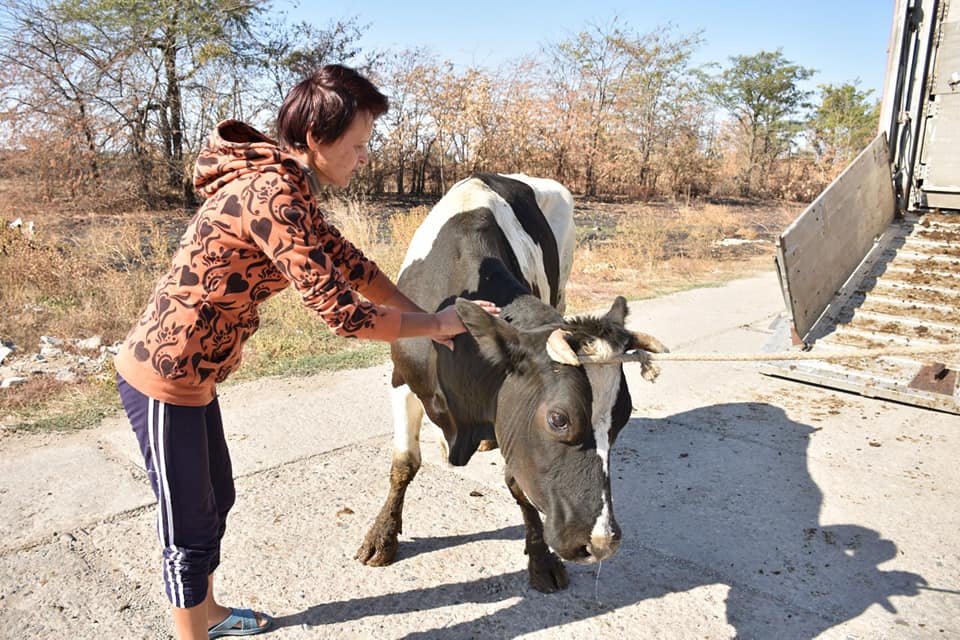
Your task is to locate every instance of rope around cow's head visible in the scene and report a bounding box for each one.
[546,328,666,381]
[548,327,959,380]
[577,342,960,364]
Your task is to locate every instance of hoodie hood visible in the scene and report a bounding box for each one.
[193,119,309,199]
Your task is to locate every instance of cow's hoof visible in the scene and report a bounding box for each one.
[477,439,499,452]
[355,530,399,566]
[528,552,569,593]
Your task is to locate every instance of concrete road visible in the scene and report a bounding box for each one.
[1,271,958,639]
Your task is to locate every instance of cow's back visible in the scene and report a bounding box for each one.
[500,173,575,310]
[398,173,573,310]
[390,174,572,456]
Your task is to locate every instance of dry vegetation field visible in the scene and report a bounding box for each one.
[0,185,801,431]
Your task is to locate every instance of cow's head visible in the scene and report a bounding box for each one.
[455,296,667,564]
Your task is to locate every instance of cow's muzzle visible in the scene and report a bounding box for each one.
[585,531,622,562]
[567,525,622,564]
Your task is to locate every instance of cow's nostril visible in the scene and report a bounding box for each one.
[577,545,592,559]
[586,538,620,562]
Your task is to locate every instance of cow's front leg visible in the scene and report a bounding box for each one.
[356,385,423,566]
[506,475,569,593]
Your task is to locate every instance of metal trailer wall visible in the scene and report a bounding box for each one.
[766,0,960,413]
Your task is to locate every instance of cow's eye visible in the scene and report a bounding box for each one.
[547,410,569,432]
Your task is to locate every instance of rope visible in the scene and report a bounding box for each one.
[579,342,960,364]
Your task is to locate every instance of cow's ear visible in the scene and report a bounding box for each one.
[455,298,520,366]
[605,296,629,326]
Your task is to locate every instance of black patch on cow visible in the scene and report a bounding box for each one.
[392,207,557,467]
[473,173,561,307]
[610,373,633,442]
[497,282,562,327]
[398,208,530,314]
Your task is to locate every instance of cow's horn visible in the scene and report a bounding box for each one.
[574,329,668,382]
[546,328,580,366]
[631,330,669,354]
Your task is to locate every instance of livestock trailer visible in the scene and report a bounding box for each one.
[765,0,960,413]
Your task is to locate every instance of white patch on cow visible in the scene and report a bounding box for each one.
[591,500,614,540]
[399,175,574,309]
[502,174,575,311]
[582,338,620,544]
[391,385,425,464]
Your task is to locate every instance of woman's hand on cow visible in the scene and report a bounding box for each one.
[469,299,500,317]
[431,300,500,350]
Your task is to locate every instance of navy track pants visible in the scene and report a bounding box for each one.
[117,374,236,608]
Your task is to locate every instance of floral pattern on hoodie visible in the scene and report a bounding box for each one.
[115,120,401,406]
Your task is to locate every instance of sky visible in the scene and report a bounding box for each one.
[294,0,896,98]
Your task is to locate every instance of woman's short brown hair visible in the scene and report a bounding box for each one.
[276,64,389,150]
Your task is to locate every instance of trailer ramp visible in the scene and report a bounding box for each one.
[764,137,960,414]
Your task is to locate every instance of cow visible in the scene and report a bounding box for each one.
[355,173,668,592]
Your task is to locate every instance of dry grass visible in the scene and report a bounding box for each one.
[565,199,799,312]
[324,198,430,279]
[386,205,431,273]
[0,191,800,431]
[0,212,180,352]
[0,374,119,432]
[236,287,391,380]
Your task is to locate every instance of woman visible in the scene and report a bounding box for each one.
[116,65,497,639]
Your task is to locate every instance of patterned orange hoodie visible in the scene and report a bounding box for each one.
[115,120,401,406]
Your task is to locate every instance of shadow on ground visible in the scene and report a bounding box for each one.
[274,403,925,639]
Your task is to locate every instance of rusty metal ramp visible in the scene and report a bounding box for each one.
[763,211,960,413]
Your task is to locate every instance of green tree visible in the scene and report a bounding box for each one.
[708,49,815,196]
[56,0,264,205]
[808,81,879,175]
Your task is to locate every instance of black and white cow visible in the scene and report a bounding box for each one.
[355,173,667,592]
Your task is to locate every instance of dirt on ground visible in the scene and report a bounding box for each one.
[2,272,959,639]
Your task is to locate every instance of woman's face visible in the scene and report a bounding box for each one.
[306,111,374,188]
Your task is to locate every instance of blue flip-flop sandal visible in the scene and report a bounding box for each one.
[208,607,273,638]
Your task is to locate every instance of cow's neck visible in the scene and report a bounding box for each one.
[473,256,563,330]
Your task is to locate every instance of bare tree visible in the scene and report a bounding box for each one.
[378,49,440,195]
[251,15,375,117]
[544,20,631,196]
[611,26,705,195]
[0,0,111,198]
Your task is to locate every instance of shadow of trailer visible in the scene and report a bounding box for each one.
[765,0,960,414]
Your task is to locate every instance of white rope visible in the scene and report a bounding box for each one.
[579,342,960,364]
